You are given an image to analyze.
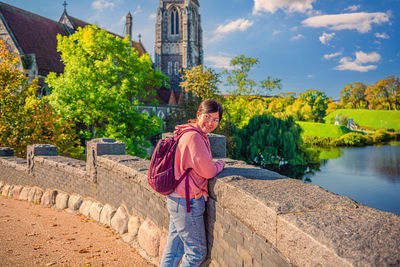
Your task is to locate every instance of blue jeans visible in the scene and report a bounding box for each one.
[160,195,207,267]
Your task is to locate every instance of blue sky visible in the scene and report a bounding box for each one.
[4,0,399,99]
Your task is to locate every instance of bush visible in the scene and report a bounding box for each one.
[302,135,337,147]
[333,132,368,146]
[372,129,395,143]
[233,114,312,166]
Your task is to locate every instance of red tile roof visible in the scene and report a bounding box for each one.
[0,2,68,75]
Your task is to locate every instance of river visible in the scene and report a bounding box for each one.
[303,144,400,215]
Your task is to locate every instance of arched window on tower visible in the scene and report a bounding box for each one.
[171,11,175,35]
[175,11,179,35]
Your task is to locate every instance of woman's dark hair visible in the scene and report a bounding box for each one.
[197,99,223,121]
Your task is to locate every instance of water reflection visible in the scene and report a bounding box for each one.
[266,144,400,214]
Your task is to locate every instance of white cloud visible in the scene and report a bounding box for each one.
[133,5,142,16]
[205,55,233,70]
[335,51,381,72]
[319,32,335,45]
[290,34,304,41]
[215,19,254,34]
[253,0,316,14]
[324,52,342,60]
[375,32,389,39]
[92,0,115,11]
[273,30,281,35]
[307,74,313,78]
[302,12,390,33]
[345,5,361,12]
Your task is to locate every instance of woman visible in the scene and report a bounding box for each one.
[160,99,225,267]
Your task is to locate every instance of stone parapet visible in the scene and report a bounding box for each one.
[0,139,399,266]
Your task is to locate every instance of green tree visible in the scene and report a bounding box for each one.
[46,25,167,156]
[224,54,281,96]
[286,89,330,122]
[0,39,82,158]
[180,65,221,101]
[340,82,367,109]
[233,114,316,166]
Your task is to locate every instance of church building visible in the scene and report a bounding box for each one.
[155,0,203,91]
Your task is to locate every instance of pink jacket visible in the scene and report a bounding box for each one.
[173,123,224,199]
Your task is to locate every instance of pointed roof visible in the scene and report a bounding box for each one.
[0,2,69,75]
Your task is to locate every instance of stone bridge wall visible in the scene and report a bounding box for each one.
[0,137,399,267]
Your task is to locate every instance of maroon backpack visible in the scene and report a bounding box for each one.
[148,128,200,212]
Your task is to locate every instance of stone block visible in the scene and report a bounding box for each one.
[277,208,400,267]
[33,188,43,204]
[79,200,93,217]
[89,202,103,222]
[68,195,83,210]
[27,188,36,202]
[41,190,57,207]
[0,181,4,191]
[208,133,226,158]
[86,138,125,183]
[128,215,141,237]
[11,185,23,200]
[20,187,31,201]
[138,218,161,257]
[0,147,13,156]
[55,192,69,210]
[27,144,57,174]
[2,184,12,197]
[7,185,14,197]
[99,204,116,226]
[111,206,129,234]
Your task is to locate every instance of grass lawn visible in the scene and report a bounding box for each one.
[324,109,400,130]
[296,121,350,138]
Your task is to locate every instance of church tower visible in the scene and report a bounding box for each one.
[155,0,203,91]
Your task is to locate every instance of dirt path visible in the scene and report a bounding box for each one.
[0,196,154,267]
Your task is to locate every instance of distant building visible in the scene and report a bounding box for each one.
[0,1,184,121]
[155,0,203,91]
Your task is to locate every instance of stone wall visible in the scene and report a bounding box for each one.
[0,138,399,266]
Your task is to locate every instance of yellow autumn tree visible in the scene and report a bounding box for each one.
[0,39,83,157]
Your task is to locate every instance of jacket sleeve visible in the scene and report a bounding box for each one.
[181,132,223,179]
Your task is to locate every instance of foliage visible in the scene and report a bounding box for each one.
[224,54,281,96]
[232,114,315,166]
[179,65,221,101]
[372,129,395,143]
[267,93,296,114]
[324,109,400,131]
[0,39,83,158]
[222,95,269,130]
[340,82,368,109]
[365,76,400,110]
[333,132,368,147]
[46,25,167,157]
[285,90,330,122]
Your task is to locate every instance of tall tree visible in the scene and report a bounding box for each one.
[366,76,400,110]
[46,25,167,157]
[180,65,221,101]
[340,82,367,109]
[0,39,82,158]
[224,54,281,96]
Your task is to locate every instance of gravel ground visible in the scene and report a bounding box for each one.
[0,196,154,267]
